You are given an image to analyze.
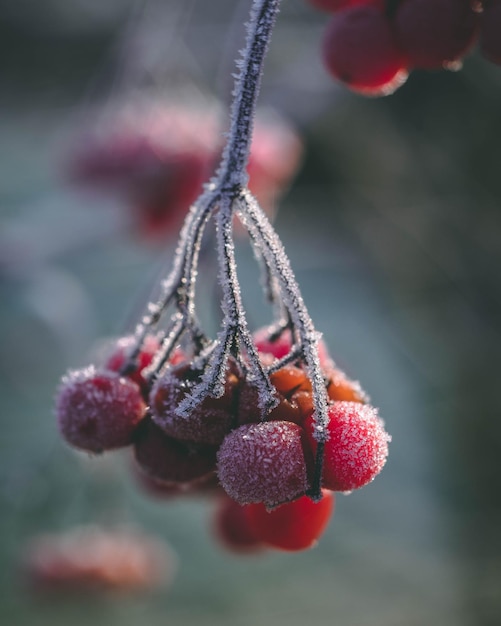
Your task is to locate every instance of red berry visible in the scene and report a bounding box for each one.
[244,490,334,551]
[479,0,501,66]
[150,360,240,445]
[253,325,332,366]
[307,0,384,12]
[134,418,218,485]
[212,495,265,554]
[105,334,160,394]
[305,402,390,491]
[217,421,312,507]
[394,0,479,69]
[56,366,146,453]
[322,7,408,96]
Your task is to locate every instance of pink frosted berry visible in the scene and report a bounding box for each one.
[216,421,312,507]
[134,418,218,486]
[56,366,147,454]
[150,361,240,446]
[305,401,390,491]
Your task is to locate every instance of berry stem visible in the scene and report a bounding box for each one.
[122,0,328,500]
[218,0,281,194]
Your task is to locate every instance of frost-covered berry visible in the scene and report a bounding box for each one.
[217,421,312,507]
[133,418,218,486]
[150,361,240,445]
[325,366,368,403]
[253,325,332,366]
[105,334,160,394]
[56,366,146,453]
[244,489,334,551]
[305,402,390,491]
[212,495,265,554]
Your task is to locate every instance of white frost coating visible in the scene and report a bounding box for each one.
[217,421,308,507]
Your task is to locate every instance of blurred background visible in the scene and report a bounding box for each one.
[1,0,501,625]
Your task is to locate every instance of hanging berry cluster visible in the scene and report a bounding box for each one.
[307,0,499,96]
[55,0,391,554]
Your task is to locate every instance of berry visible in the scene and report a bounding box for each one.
[253,325,332,366]
[394,0,479,69]
[322,6,408,96]
[479,0,501,66]
[105,334,160,394]
[150,360,240,445]
[217,421,312,507]
[307,0,384,12]
[325,366,368,403]
[244,490,334,551]
[134,418,218,485]
[213,495,265,554]
[24,526,174,592]
[237,364,312,425]
[305,402,390,491]
[56,366,146,453]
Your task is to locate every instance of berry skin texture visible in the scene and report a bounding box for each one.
[394,0,479,70]
[150,361,240,446]
[134,418,218,486]
[213,496,265,554]
[244,490,334,551]
[56,366,146,453]
[479,1,501,66]
[305,402,390,491]
[322,7,408,96]
[217,421,312,508]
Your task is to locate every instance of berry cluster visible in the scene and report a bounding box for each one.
[55,0,392,557]
[68,104,302,240]
[24,526,174,593]
[56,325,390,553]
[307,0,498,96]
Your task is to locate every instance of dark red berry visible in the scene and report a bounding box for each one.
[150,360,240,446]
[134,418,218,485]
[394,0,479,69]
[305,402,390,491]
[479,0,501,66]
[244,489,334,551]
[56,366,146,453]
[217,421,312,507]
[212,495,265,554]
[322,6,408,96]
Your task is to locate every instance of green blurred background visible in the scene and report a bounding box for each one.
[1,1,501,625]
